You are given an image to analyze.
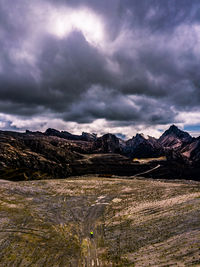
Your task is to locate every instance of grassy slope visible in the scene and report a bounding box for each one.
[0,177,199,266]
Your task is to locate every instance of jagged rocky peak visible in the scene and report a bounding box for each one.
[93,133,120,153]
[159,125,193,148]
[162,125,191,139]
[128,133,154,144]
[127,132,160,147]
[99,133,120,146]
[132,133,146,144]
[135,133,150,140]
[124,132,163,158]
[135,133,145,138]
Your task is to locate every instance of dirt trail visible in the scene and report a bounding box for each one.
[52,191,113,266]
[82,195,113,266]
[132,164,160,177]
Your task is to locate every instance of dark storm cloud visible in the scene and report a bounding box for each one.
[0,0,200,128]
[61,86,177,125]
[125,0,200,31]
[47,0,200,36]
[38,31,114,110]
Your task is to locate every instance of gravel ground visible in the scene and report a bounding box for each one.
[0,176,199,266]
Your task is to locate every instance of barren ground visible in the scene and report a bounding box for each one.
[0,176,199,266]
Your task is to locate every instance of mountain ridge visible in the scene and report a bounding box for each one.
[0,125,199,181]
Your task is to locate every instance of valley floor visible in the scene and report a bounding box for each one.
[0,176,199,266]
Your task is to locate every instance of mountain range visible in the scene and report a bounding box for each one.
[0,125,199,181]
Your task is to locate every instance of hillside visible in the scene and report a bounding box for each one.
[0,125,200,181]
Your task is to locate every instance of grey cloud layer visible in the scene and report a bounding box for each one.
[0,0,200,127]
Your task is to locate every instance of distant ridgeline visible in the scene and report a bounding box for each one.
[0,125,199,181]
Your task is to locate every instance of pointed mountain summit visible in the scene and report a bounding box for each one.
[161,125,191,139]
[124,133,163,158]
[159,125,193,148]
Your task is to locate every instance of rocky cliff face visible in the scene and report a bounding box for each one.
[158,125,200,165]
[159,125,193,149]
[124,133,164,158]
[177,137,200,165]
[92,133,121,153]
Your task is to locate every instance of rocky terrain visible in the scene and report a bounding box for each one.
[124,133,163,159]
[0,176,199,266]
[159,125,193,149]
[0,125,200,181]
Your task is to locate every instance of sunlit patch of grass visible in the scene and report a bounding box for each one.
[133,156,166,163]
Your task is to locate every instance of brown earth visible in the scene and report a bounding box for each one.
[0,176,199,266]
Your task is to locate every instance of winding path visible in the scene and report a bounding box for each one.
[131,164,161,178]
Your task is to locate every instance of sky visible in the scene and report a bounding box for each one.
[0,0,200,138]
